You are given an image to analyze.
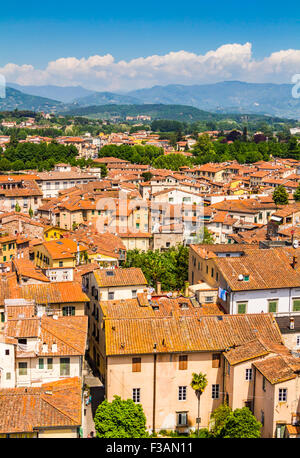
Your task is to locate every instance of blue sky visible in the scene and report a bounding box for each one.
[1,0,300,90]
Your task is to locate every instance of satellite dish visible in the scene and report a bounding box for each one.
[293,240,299,249]
[238,274,244,281]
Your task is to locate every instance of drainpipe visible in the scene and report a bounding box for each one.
[252,367,256,414]
[222,354,226,403]
[153,352,157,433]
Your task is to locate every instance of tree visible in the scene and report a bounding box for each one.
[294,184,300,202]
[217,407,261,438]
[15,202,21,212]
[190,372,208,437]
[141,171,153,182]
[123,245,189,291]
[28,207,33,218]
[94,395,149,438]
[210,403,232,437]
[272,185,289,205]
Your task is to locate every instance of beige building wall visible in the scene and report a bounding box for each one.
[16,355,82,387]
[106,351,224,432]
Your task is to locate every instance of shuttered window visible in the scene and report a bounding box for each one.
[212,353,221,368]
[132,357,141,372]
[237,303,247,314]
[179,355,188,370]
[268,300,278,313]
[293,299,300,312]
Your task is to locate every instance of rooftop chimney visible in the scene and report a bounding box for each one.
[156,281,161,295]
[290,317,295,330]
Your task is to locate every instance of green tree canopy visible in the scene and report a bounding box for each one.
[294,184,300,202]
[123,244,189,291]
[272,185,289,205]
[94,396,148,438]
[217,407,261,438]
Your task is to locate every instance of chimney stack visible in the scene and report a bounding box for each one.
[184,281,190,297]
[290,317,295,330]
[156,281,161,295]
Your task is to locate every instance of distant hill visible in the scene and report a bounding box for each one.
[8,83,94,103]
[62,103,221,122]
[0,87,64,112]
[127,81,300,119]
[62,103,292,124]
[72,91,141,106]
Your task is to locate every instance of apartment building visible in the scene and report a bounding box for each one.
[189,243,300,316]
[102,311,298,437]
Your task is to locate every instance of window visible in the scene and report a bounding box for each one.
[276,424,286,438]
[47,358,53,370]
[237,302,247,314]
[62,306,75,316]
[205,296,214,303]
[177,412,188,426]
[211,268,214,277]
[132,388,140,403]
[262,376,266,392]
[293,299,300,312]
[6,372,11,380]
[59,261,63,267]
[212,353,221,368]
[279,388,287,402]
[243,275,249,281]
[60,357,70,376]
[132,357,141,372]
[297,335,300,347]
[1,312,4,323]
[108,292,114,300]
[268,300,278,313]
[212,384,219,399]
[179,355,188,370]
[18,362,27,376]
[38,358,44,369]
[178,386,187,401]
[132,290,137,299]
[5,349,9,355]
[245,368,253,381]
[261,410,265,426]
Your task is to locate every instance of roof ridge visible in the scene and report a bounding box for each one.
[41,395,78,425]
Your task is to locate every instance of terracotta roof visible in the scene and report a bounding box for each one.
[105,313,282,356]
[36,239,86,259]
[224,338,270,365]
[215,248,300,291]
[253,354,300,384]
[12,259,49,283]
[0,377,82,433]
[93,268,147,288]
[6,315,88,357]
[6,281,89,304]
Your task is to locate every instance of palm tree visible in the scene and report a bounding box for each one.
[190,372,208,437]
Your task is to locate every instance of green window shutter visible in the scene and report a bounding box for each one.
[1,312,4,323]
[3,256,6,262]
[47,358,53,370]
[293,300,300,311]
[39,358,44,369]
[238,303,246,314]
[268,301,277,313]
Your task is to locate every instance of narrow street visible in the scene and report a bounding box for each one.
[82,359,105,438]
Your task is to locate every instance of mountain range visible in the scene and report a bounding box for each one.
[2,81,300,119]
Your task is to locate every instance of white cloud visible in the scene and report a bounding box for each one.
[1,43,300,92]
